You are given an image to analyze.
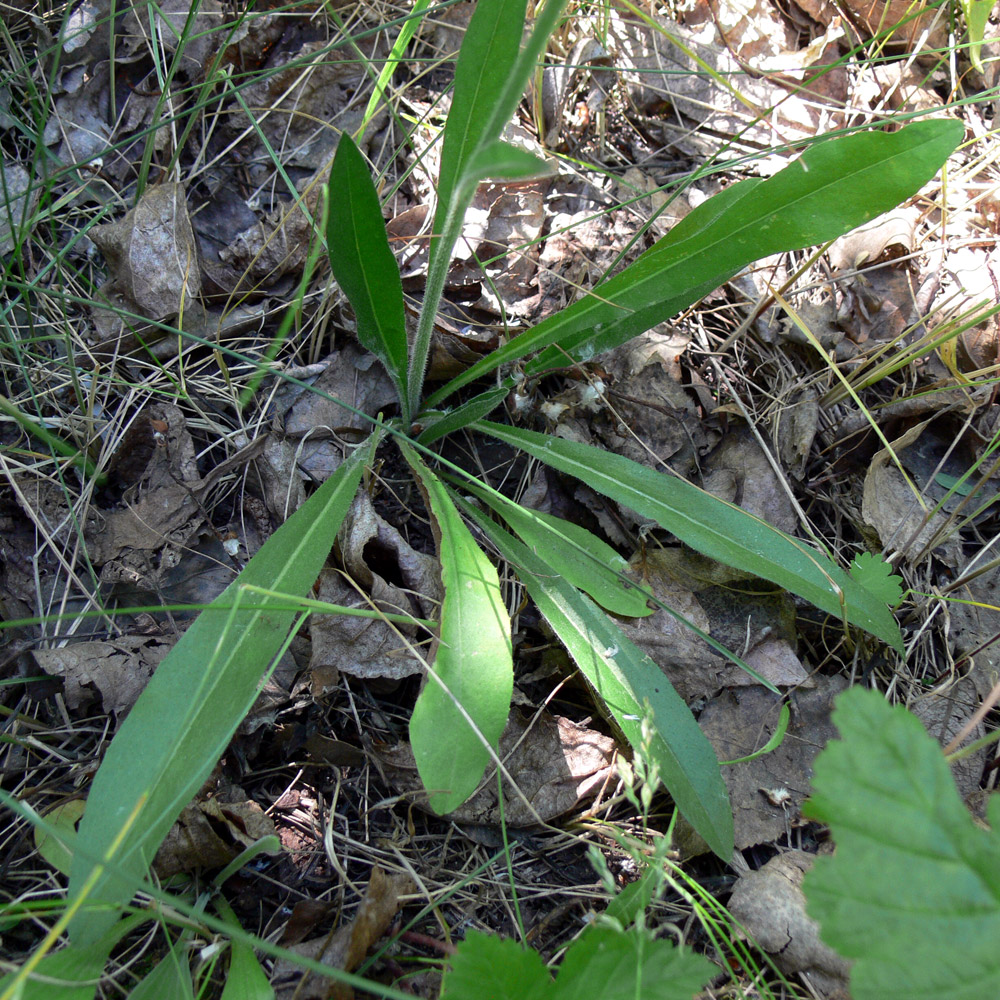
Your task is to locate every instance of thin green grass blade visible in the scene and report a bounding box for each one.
[460,499,733,859]
[67,436,377,945]
[0,794,413,1000]
[358,0,433,138]
[401,446,513,814]
[426,119,963,406]
[327,134,408,406]
[456,477,654,617]
[476,422,904,652]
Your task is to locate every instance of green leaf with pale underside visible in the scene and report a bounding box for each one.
[402,445,513,814]
[476,422,903,652]
[803,687,1000,1000]
[68,436,376,945]
[460,499,733,859]
[457,477,654,617]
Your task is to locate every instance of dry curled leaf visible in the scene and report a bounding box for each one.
[729,850,851,1000]
[274,866,415,1000]
[309,491,441,685]
[33,635,174,717]
[90,182,201,330]
[153,798,277,878]
[691,675,847,852]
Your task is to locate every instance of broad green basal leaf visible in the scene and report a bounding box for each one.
[0,902,151,1000]
[476,422,903,652]
[427,119,962,406]
[68,436,377,946]
[456,477,654,617]
[327,133,408,405]
[401,446,513,814]
[803,687,1000,1000]
[217,898,275,1000]
[460,500,733,859]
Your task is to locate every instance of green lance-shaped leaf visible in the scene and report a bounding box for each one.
[401,445,513,813]
[129,944,193,1000]
[804,688,1000,1000]
[415,385,510,445]
[456,476,654,618]
[327,133,408,406]
[68,435,377,945]
[460,499,733,859]
[217,898,275,1000]
[426,118,963,407]
[963,0,994,71]
[476,421,904,653]
[408,0,566,417]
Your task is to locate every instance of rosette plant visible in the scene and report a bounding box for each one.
[45,0,960,986]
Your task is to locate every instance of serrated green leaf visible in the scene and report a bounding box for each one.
[441,926,714,1000]
[457,477,654,617]
[459,499,733,859]
[68,437,376,945]
[426,119,962,407]
[326,133,408,404]
[441,931,551,1000]
[552,925,715,1000]
[849,552,905,607]
[401,446,513,813]
[475,422,903,652]
[803,687,1000,1000]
